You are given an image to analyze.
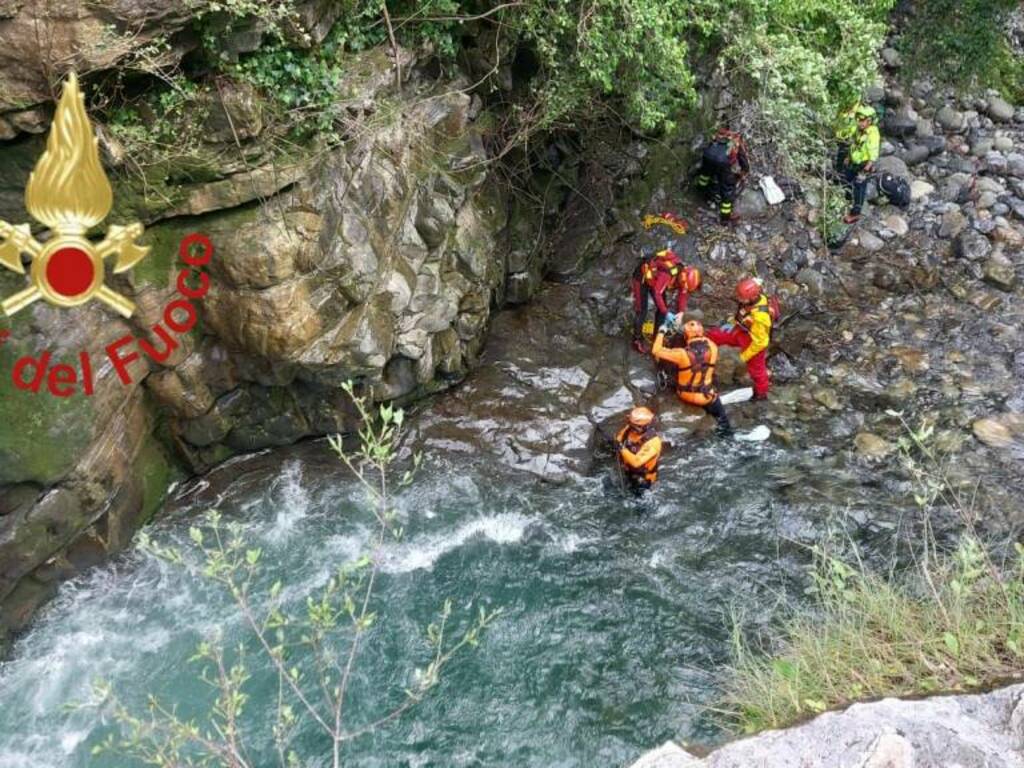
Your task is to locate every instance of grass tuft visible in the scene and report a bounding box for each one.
[721,537,1024,734]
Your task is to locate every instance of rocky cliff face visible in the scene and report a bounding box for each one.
[0,3,578,649]
[631,683,1024,767]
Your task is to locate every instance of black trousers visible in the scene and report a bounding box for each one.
[633,285,667,340]
[704,397,732,435]
[843,162,869,215]
[696,157,737,220]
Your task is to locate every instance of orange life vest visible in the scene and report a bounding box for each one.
[676,336,719,407]
[615,425,661,483]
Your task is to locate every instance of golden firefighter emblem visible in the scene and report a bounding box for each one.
[0,72,148,318]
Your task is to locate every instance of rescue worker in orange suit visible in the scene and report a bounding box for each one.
[651,320,733,435]
[706,277,772,400]
[616,406,663,493]
[630,248,702,353]
[695,128,750,223]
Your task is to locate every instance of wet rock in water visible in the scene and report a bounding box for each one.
[983,258,1017,291]
[973,418,1014,448]
[910,180,935,200]
[968,290,1003,312]
[955,229,993,261]
[939,208,968,238]
[993,225,1024,248]
[854,432,895,458]
[986,95,1016,122]
[890,346,929,374]
[812,388,842,411]
[935,105,966,131]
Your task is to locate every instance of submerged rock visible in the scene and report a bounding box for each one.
[973,416,1023,448]
[854,432,895,458]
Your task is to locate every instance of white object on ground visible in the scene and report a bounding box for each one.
[760,175,786,205]
[720,387,753,405]
[735,425,771,442]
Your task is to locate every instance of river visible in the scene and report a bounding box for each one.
[0,227,1013,767]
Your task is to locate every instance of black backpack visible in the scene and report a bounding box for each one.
[703,139,731,168]
[879,172,911,209]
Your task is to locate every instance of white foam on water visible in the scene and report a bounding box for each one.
[380,513,533,574]
[557,532,597,554]
[265,460,312,540]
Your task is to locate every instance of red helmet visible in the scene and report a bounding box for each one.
[683,320,704,341]
[681,266,702,293]
[735,277,762,304]
[628,406,655,427]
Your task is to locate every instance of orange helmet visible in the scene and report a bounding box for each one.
[683,320,704,341]
[735,277,762,304]
[628,406,655,427]
[681,266,702,293]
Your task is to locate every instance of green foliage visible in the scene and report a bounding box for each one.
[85,382,499,767]
[721,413,1024,734]
[898,0,1021,99]
[105,80,207,163]
[722,537,1024,733]
[97,0,896,168]
[703,0,894,172]
[513,0,698,134]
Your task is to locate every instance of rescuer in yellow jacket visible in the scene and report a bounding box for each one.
[843,104,880,223]
[651,320,733,434]
[615,406,663,492]
[707,278,773,400]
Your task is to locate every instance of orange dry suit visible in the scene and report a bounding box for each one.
[650,332,719,406]
[615,425,663,486]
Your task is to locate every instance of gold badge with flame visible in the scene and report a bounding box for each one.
[0,72,149,318]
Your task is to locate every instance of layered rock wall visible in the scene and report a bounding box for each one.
[0,4,558,649]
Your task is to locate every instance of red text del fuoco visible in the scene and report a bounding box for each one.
[2,233,213,397]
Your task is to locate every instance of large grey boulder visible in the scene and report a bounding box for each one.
[875,155,909,178]
[987,95,1016,122]
[936,105,966,132]
[629,684,1024,768]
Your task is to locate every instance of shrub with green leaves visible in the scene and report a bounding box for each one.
[99,0,898,175]
[898,0,1022,100]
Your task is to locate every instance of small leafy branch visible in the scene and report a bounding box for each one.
[85,381,500,767]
